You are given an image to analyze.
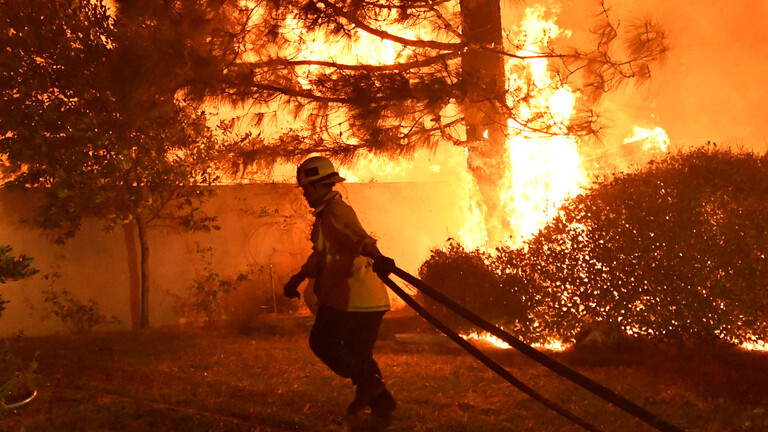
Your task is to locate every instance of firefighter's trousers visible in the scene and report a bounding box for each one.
[309,304,386,386]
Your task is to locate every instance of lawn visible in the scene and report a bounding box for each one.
[1,312,766,432]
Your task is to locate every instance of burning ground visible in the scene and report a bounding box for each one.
[1,318,766,432]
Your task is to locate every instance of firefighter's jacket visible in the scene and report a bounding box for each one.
[300,191,391,312]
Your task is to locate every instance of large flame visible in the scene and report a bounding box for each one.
[451,5,589,248]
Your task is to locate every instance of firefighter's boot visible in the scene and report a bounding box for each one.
[370,388,396,418]
[347,376,386,415]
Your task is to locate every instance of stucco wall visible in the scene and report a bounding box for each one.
[0,182,464,337]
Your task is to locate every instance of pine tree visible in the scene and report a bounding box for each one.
[110,0,667,239]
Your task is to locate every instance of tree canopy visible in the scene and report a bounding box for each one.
[107,0,668,165]
[104,0,667,239]
[1,0,224,238]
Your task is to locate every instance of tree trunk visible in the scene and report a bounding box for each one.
[460,0,510,243]
[122,223,142,330]
[136,213,150,329]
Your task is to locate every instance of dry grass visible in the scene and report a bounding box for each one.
[1,313,766,432]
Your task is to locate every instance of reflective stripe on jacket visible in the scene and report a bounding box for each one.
[301,191,391,312]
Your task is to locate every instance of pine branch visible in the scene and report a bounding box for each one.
[316,0,465,51]
[241,51,461,73]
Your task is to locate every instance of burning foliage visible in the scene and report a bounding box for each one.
[420,145,768,347]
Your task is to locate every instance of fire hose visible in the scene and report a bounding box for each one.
[380,266,684,432]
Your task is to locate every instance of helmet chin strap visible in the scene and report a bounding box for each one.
[304,182,334,208]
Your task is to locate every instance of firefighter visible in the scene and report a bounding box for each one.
[283,156,397,421]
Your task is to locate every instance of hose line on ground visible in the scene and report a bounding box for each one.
[386,266,684,432]
[381,275,606,432]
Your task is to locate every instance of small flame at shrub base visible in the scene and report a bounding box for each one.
[461,331,568,352]
[462,331,768,352]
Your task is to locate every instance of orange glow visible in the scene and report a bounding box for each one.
[725,333,768,352]
[284,13,438,81]
[251,4,676,249]
[290,5,674,251]
[457,160,491,250]
[337,153,416,183]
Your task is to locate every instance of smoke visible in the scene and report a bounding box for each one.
[570,0,768,151]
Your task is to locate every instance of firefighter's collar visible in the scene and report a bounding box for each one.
[312,191,341,215]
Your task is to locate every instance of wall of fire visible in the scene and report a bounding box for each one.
[0,183,463,337]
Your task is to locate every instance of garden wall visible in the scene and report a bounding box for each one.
[0,182,464,337]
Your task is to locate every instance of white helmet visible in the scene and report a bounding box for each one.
[296,156,346,187]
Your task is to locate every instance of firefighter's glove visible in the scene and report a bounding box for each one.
[372,256,396,278]
[283,275,303,299]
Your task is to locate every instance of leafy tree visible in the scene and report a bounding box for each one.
[110,0,668,236]
[0,0,225,328]
[422,146,768,345]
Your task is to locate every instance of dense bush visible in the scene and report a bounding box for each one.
[417,243,528,334]
[419,145,768,345]
[41,288,120,334]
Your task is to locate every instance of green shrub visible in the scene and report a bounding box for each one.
[175,243,253,327]
[417,242,527,335]
[41,287,120,334]
[420,145,768,345]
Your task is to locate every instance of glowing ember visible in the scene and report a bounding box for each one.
[533,339,568,352]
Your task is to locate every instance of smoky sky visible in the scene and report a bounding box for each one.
[551,0,768,151]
